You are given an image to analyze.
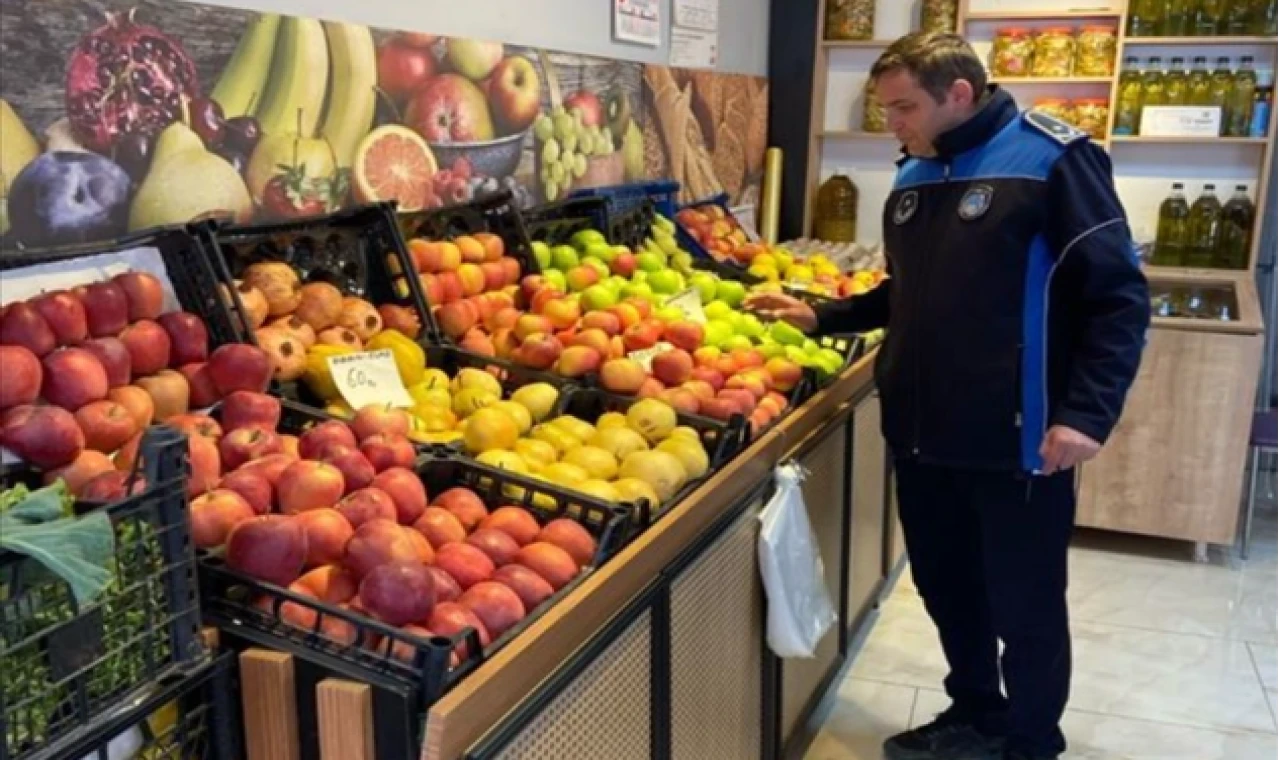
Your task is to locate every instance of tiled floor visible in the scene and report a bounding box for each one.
[805,508,1279,759]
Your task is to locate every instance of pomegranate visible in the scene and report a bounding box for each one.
[65,8,199,153]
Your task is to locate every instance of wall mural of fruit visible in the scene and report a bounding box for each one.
[0,0,767,249]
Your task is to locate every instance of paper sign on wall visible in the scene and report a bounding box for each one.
[614,0,661,46]
[326,349,414,411]
[667,287,706,323]
[674,0,719,31]
[628,341,675,372]
[669,27,717,68]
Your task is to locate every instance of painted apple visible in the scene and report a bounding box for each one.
[405,74,495,144]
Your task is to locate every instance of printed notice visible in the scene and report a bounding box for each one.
[667,287,706,323]
[327,349,414,411]
[674,0,719,31]
[628,341,675,372]
[669,27,717,69]
[614,0,661,46]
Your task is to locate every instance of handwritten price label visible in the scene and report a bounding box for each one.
[627,341,675,372]
[326,349,414,411]
[666,287,706,323]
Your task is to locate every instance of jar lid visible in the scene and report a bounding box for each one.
[997,27,1032,36]
[1040,26,1074,34]
[1075,97,1110,105]
[1081,25,1117,33]
[1034,97,1069,105]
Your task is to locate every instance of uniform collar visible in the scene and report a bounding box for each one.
[930,86,1018,159]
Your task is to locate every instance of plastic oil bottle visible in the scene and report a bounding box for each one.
[1188,57,1214,105]
[1129,0,1164,35]
[814,173,858,242]
[1163,0,1194,34]
[1153,183,1191,266]
[1228,57,1257,136]
[1216,185,1255,268]
[1224,0,1255,33]
[1250,68,1274,137]
[1187,184,1223,268]
[1253,0,1278,34]
[1194,0,1227,34]
[1113,57,1145,135]
[1211,57,1235,134]
[1164,58,1190,105]
[1140,58,1167,132]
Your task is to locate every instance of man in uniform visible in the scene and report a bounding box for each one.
[746,33,1149,760]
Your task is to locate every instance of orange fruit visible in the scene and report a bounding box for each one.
[474,232,505,261]
[353,125,437,210]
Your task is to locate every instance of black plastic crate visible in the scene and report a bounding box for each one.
[0,427,206,760]
[394,190,541,279]
[567,181,680,219]
[198,458,628,760]
[520,197,610,248]
[45,654,240,760]
[551,387,750,527]
[209,202,437,343]
[0,223,253,348]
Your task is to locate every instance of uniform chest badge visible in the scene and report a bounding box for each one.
[958,185,994,221]
[893,190,919,225]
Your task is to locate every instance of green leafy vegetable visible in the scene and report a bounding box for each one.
[0,481,114,605]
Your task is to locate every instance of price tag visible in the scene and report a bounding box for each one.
[666,287,706,323]
[627,341,674,372]
[326,349,414,411]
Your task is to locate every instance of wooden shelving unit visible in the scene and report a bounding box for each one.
[989,75,1115,83]
[821,39,896,48]
[964,8,1123,20]
[1110,135,1271,145]
[821,130,898,139]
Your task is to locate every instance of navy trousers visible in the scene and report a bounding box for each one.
[894,459,1076,757]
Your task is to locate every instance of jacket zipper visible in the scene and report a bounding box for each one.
[912,160,951,456]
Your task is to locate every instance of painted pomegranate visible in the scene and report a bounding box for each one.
[64,8,199,153]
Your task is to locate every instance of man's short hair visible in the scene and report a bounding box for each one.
[870,32,988,103]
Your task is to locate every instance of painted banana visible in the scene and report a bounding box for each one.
[319,21,377,169]
[254,16,329,137]
[210,13,281,118]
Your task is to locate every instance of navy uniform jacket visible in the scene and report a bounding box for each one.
[816,88,1149,473]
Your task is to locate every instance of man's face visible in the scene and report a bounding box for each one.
[875,68,973,157]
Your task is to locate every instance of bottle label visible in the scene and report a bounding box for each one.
[1250,101,1272,138]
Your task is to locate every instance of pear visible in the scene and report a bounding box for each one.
[245,132,336,205]
[128,122,253,231]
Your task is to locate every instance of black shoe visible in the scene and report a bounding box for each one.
[1005,752,1058,760]
[882,711,1004,760]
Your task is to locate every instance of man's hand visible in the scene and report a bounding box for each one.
[743,292,818,333]
[1038,425,1101,475]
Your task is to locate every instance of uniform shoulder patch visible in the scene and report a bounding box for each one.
[1023,110,1088,146]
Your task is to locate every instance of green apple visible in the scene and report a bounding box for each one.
[737,313,766,339]
[571,228,607,252]
[630,270,648,283]
[784,345,811,364]
[648,269,683,295]
[656,306,685,323]
[816,348,846,371]
[769,320,807,347]
[581,284,618,311]
[758,342,786,360]
[531,240,552,271]
[584,242,616,264]
[621,282,654,302]
[635,252,665,273]
[716,280,747,308]
[543,268,567,292]
[605,275,628,294]
[584,258,610,280]
[671,251,694,274]
[703,319,735,348]
[690,273,718,305]
[551,245,579,271]
[703,300,733,321]
[656,234,682,257]
[803,338,820,355]
[723,335,754,352]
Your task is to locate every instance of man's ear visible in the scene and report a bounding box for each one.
[949,79,976,108]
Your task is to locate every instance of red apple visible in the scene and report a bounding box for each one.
[372,467,428,525]
[45,450,115,495]
[219,427,285,472]
[218,469,274,515]
[322,445,377,494]
[0,345,41,410]
[413,506,468,549]
[563,90,604,127]
[190,489,256,549]
[119,320,171,376]
[136,370,190,421]
[226,515,308,587]
[435,542,495,591]
[42,348,108,411]
[82,337,132,388]
[75,400,139,454]
[207,344,272,395]
[0,302,56,356]
[31,290,87,346]
[652,348,694,386]
[458,581,526,638]
[377,39,437,102]
[74,281,130,337]
[344,518,421,579]
[432,487,489,531]
[277,460,346,514]
[336,487,398,528]
[351,404,412,441]
[79,470,147,502]
[360,433,416,472]
[0,404,84,469]
[426,602,491,660]
[404,73,496,143]
[220,390,281,432]
[492,564,555,612]
[359,562,437,626]
[488,55,541,133]
[186,434,222,496]
[299,420,358,460]
[295,509,355,567]
[157,311,209,366]
[178,362,221,408]
[112,271,164,321]
[466,528,521,567]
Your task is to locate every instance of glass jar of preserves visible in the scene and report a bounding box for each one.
[921,0,958,33]
[992,28,1035,77]
[1032,97,1074,123]
[1075,26,1117,76]
[862,78,888,132]
[825,0,875,40]
[1073,98,1110,138]
[1032,27,1076,78]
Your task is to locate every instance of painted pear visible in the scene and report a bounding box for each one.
[129,121,253,231]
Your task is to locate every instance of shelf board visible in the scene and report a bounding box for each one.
[820,131,898,140]
[989,76,1115,84]
[1110,135,1269,145]
[1122,35,1278,45]
[965,9,1123,20]
[822,39,895,48]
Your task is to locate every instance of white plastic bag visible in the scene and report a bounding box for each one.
[758,463,838,658]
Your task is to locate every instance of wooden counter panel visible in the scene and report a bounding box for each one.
[1078,328,1263,544]
[422,356,878,760]
[848,394,887,625]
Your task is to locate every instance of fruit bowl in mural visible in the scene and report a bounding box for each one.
[428,131,529,186]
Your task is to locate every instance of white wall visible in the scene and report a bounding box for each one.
[189,0,771,76]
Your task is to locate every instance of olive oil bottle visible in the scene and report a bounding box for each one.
[1114,57,1144,135]
[1129,0,1164,35]
[1141,58,1167,132]
[1227,57,1257,136]
[1216,185,1255,269]
[1188,57,1214,105]
[1164,58,1190,105]
[1163,0,1194,34]
[1194,0,1227,34]
[1224,0,1255,33]
[1153,183,1191,266]
[1210,57,1235,134]
[1187,184,1223,268]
